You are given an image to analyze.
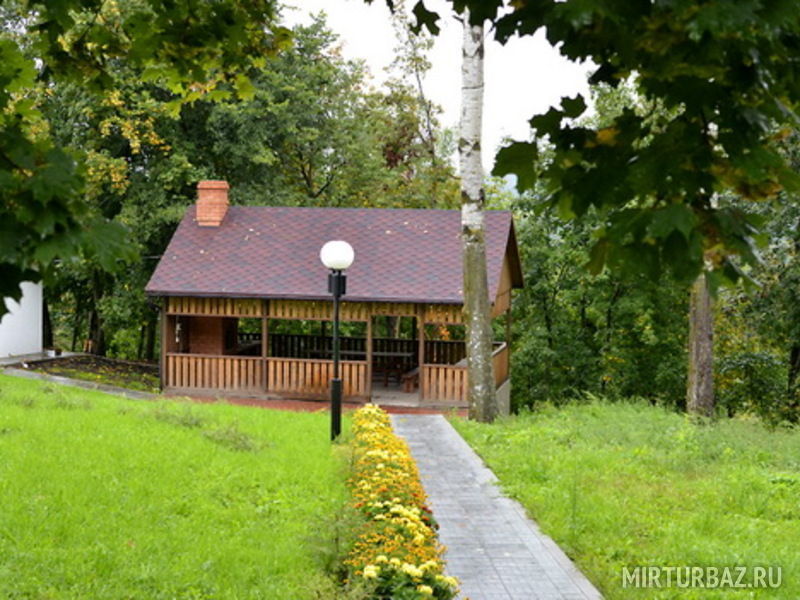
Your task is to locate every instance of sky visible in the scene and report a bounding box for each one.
[282,0,593,172]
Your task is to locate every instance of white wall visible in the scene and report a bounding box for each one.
[0,282,43,357]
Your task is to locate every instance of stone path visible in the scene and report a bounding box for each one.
[391,414,602,600]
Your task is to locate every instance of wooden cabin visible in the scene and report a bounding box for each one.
[145,180,523,408]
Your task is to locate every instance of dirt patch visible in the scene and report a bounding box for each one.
[28,355,160,394]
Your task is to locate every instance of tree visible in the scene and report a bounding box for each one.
[39,13,459,358]
[459,12,496,421]
[398,0,800,281]
[0,0,288,313]
[386,0,800,418]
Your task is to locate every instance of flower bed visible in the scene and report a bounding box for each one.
[346,404,458,600]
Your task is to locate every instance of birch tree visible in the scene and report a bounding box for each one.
[460,14,496,422]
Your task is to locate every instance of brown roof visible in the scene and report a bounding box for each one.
[145,206,523,304]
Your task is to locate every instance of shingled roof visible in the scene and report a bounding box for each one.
[146,205,522,304]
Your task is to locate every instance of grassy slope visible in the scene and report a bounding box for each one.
[0,374,347,599]
[453,402,800,599]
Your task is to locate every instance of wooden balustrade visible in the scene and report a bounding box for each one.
[166,354,263,391]
[164,336,490,405]
[237,332,262,344]
[421,365,468,403]
[268,333,467,365]
[266,358,367,399]
[493,342,510,387]
[420,342,508,404]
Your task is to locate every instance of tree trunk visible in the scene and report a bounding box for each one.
[460,13,496,422]
[136,324,146,360]
[42,298,53,349]
[687,273,714,417]
[145,313,157,361]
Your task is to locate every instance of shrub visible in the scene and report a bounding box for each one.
[345,404,458,600]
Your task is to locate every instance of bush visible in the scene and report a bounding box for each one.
[716,350,793,424]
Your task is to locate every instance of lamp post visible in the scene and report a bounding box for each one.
[320,240,355,441]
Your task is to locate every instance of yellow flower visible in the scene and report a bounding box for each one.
[417,584,434,595]
[362,565,380,579]
[401,563,424,578]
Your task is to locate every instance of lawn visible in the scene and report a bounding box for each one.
[0,373,349,599]
[453,401,800,599]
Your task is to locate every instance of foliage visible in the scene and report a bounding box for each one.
[345,404,458,600]
[0,0,289,309]
[498,170,688,409]
[0,374,348,598]
[38,13,458,360]
[453,400,800,599]
[400,0,800,286]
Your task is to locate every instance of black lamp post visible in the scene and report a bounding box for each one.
[320,240,354,441]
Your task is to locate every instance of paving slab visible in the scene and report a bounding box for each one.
[391,414,603,600]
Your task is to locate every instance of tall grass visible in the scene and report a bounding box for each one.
[0,374,348,599]
[453,401,800,599]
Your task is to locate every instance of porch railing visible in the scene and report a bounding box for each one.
[166,354,263,391]
[165,341,507,404]
[164,353,368,399]
[421,342,509,403]
[266,357,368,398]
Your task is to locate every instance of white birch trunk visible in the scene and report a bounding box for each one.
[460,13,496,422]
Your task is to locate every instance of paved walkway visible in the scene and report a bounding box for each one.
[391,414,602,600]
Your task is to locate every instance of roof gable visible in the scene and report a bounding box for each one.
[146,206,522,305]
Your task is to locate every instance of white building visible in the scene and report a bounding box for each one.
[0,282,43,358]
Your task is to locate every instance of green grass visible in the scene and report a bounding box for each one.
[0,374,349,599]
[453,401,800,599]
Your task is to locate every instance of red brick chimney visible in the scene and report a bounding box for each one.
[196,180,229,227]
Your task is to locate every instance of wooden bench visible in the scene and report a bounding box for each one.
[401,367,420,393]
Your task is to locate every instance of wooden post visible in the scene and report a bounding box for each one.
[268,300,269,392]
[366,313,373,399]
[160,297,168,391]
[417,306,425,401]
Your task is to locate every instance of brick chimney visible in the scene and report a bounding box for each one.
[196,180,229,227]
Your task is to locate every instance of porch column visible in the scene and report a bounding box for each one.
[160,297,168,390]
[262,300,269,392]
[417,307,425,401]
[366,310,373,399]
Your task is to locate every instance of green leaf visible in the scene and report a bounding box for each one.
[586,238,609,275]
[561,95,587,119]
[530,107,563,136]
[492,142,538,193]
[411,1,440,35]
[649,204,697,240]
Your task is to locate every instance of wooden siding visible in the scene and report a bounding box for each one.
[423,304,463,324]
[165,296,465,324]
[166,296,263,317]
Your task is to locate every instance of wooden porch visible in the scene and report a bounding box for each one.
[160,296,511,406]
